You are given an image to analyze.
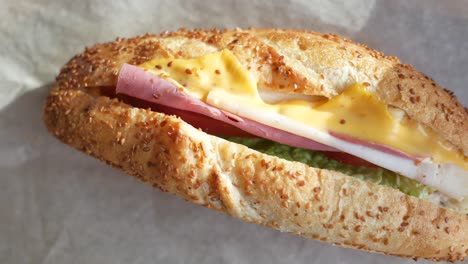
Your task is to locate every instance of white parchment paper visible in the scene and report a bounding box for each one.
[1,1,467,263]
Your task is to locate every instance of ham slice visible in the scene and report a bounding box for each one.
[116,64,338,152]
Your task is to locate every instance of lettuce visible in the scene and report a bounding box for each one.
[227,137,433,199]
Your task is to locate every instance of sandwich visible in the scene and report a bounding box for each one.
[43,28,468,261]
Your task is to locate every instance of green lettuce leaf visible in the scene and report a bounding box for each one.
[226,137,434,199]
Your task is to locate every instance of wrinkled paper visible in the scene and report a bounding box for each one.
[1,0,467,263]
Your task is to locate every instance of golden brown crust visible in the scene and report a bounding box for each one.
[44,28,468,261]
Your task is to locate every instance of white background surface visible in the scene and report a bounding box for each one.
[1,1,467,263]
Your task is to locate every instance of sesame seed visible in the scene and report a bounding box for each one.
[260,159,269,169]
[185,69,192,74]
[342,188,348,196]
[215,69,221,74]
[155,65,162,70]
[314,194,321,201]
[280,190,289,200]
[167,61,173,67]
[339,119,346,125]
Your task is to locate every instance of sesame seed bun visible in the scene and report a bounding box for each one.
[44,28,468,261]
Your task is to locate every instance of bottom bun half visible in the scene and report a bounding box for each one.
[44,86,468,261]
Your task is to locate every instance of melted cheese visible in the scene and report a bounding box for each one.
[140,50,467,170]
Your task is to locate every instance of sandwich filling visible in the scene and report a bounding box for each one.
[115,49,468,212]
[227,137,434,199]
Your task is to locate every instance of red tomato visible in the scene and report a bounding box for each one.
[321,152,378,168]
[118,94,252,137]
[153,104,253,137]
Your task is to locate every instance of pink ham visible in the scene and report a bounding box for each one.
[116,64,338,152]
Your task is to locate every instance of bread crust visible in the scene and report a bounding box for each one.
[44,28,468,261]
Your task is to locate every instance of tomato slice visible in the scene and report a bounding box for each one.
[154,104,253,137]
[118,94,252,137]
[321,151,378,168]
